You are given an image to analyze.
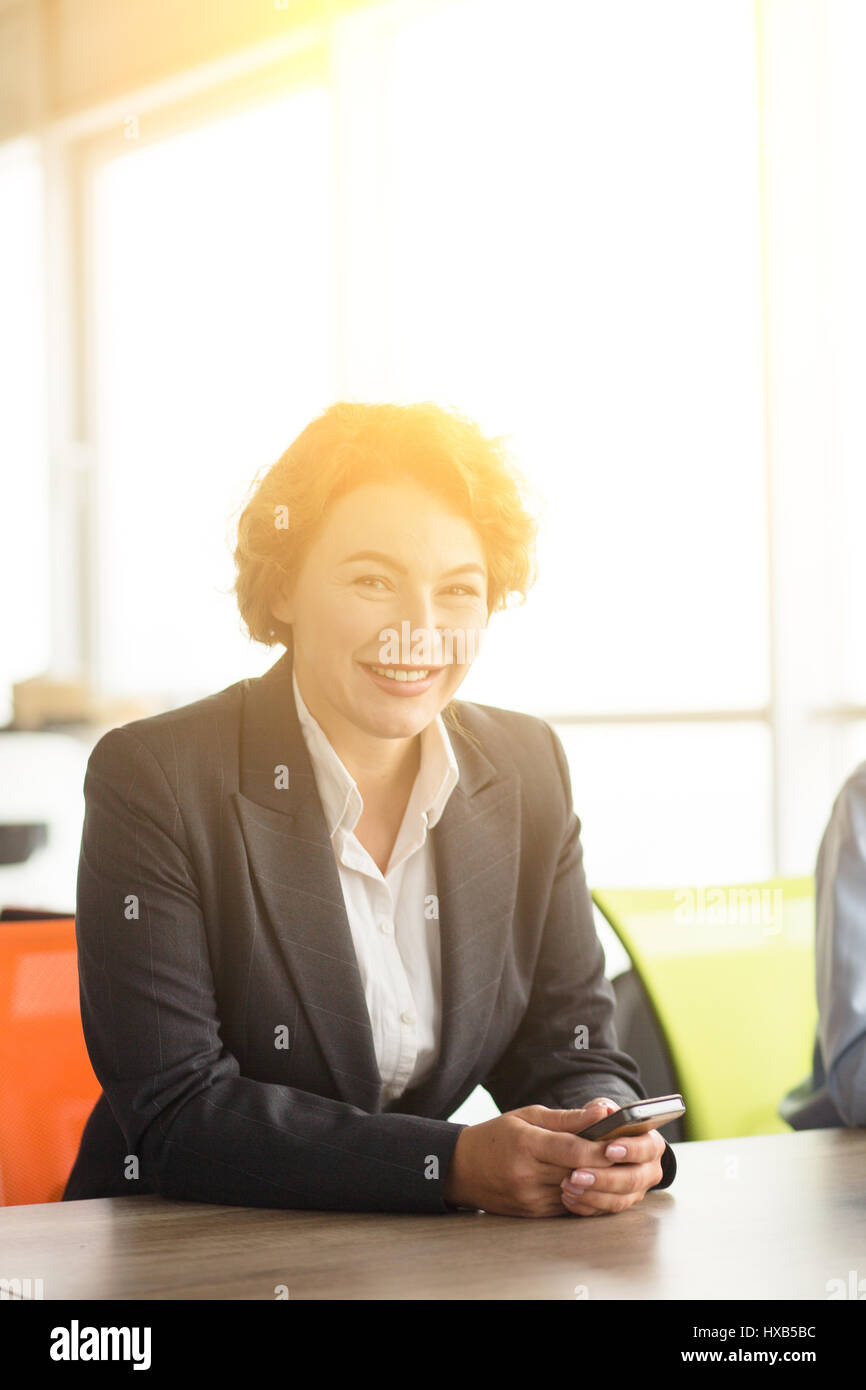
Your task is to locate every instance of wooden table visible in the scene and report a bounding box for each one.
[2,1129,864,1300]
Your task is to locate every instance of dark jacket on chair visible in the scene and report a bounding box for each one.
[64,645,676,1210]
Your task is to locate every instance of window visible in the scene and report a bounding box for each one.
[828,0,866,710]
[0,141,50,725]
[333,0,770,883]
[87,85,336,701]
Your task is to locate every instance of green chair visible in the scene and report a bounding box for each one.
[592,878,817,1141]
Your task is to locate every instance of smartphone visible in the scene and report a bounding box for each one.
[577,1093,686,1142]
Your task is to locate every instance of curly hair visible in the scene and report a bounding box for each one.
[233,400,539,648]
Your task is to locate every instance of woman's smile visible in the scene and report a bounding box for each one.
[358,660,446,697]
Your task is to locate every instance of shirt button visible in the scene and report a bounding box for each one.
[378,920,393,935]
[400,1010,415,1026]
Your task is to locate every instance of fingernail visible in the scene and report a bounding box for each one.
[570,1170,595,1185]
[605,1144,627,1158]
[564,1187,586,1197]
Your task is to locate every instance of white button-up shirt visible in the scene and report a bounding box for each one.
[292,668,459,1102]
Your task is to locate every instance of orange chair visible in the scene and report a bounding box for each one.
[0,918,102,1205]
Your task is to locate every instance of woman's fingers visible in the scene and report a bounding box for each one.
[560,1153,665,1212]
[561,1161,661,1197]
[529,1123,664,1175]
[560,1179,652,1215]
[526,1121,629,1171]
[595,1128,666,1165]
[561,1190,641,1216]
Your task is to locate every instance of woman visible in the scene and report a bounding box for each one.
[65,400,675,1217]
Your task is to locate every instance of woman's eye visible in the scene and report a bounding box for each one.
[355,576,480,598]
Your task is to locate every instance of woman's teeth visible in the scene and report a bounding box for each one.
[369,665,431,682]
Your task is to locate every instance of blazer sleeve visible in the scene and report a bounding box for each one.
[74,726,465,1213]
[481,721,676,1191]
[815,766,866,1126]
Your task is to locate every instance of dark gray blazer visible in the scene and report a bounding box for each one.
[64,643,676,1210]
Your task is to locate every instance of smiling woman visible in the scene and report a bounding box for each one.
[234,401,534,879]
[65,399,676,1218]
[234,402,534,784]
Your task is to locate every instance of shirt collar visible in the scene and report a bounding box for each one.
[292,666,459,839]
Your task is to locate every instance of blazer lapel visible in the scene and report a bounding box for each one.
[231,644,383,1110]
[231,643,520,1118]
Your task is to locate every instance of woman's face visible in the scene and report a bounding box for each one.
[272,479,489,745]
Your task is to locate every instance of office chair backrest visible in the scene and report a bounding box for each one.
[593,878,817,1140]
[0,918,101,1205]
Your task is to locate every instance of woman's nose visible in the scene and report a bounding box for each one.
[400,587,439,639]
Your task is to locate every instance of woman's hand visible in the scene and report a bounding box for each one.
[442,1097,663,1218]
[558,1096,666,1217]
